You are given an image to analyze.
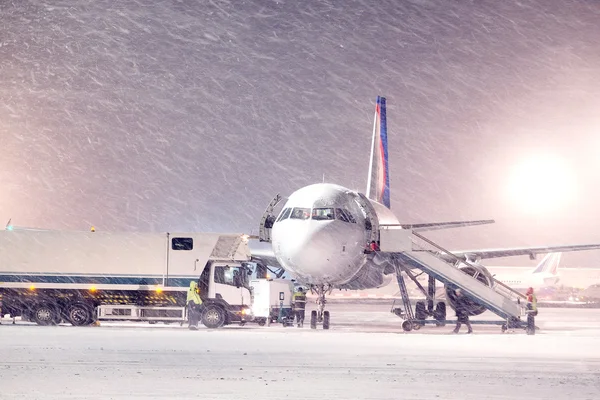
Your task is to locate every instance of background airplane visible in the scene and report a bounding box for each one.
[488,253,561,291]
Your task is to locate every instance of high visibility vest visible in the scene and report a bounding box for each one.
[293,293,307,310]
[527,293,537,311]
[187,281,202,305]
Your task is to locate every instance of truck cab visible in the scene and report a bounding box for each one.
[196,261,253,328]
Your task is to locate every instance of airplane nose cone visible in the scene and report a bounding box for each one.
[272,221,363,284]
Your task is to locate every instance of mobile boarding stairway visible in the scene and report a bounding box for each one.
[378,226,531,333]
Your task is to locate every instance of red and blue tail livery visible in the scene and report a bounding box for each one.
[366,96,391,209]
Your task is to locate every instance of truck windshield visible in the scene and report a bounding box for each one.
[214,265,249,289]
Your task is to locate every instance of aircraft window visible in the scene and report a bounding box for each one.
[347,211,356,223]
[276,208,291,222]
[312,208,335,220]
[290,208,310,220]
[335,208,356,224]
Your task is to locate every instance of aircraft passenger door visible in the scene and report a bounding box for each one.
[259,194,283,242]
[354,193,380,243]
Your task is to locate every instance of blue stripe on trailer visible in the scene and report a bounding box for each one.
[0,274,195,287]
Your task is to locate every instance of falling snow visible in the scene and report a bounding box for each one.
[1,0,600,266]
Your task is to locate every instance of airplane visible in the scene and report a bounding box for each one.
[251,96,600,329]
[488,253,562,291]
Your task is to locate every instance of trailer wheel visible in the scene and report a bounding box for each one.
[66,303,94,326]
[201,305,225,329]
[33,303,60,326]
[402,320,413,332]
[310,310,317,329]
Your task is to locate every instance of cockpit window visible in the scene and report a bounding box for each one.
[335,208,357,223]
[312,208,335,220]
[276,208,291,222]
[290,208,310,220]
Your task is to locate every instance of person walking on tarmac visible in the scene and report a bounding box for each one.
[187,280,204,330]
[452,289,473,334]
[293,287,307,327]
[526,287,538,334]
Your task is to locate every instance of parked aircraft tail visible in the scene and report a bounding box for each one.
[366,96,391,209]
[532,252,561,275]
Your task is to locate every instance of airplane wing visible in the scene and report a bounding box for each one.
[443,244,600,262]
[395,219,495,232]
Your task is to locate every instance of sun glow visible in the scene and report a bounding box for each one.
[506,154,577,215]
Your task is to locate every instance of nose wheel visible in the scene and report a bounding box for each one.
[310,284,332,330]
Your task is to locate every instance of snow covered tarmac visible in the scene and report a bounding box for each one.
[2,302,600,399]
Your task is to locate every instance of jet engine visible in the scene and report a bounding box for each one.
[444,264,494,316]
[339,263,392,290]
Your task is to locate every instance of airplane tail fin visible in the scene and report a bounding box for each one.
[366,96,391,209]
[532,252,562,275]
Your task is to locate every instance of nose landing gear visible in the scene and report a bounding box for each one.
[310,284,332,330]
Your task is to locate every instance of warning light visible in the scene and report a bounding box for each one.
[90,226,96,232]
[90,286,97,293]
[155,286,163,294]
[29,284,35,291]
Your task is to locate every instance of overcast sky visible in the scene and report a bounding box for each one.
[2,0,600,266]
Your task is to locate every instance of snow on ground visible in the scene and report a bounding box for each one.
[1,302,600,399]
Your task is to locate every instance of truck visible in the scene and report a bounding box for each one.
[0,227,257,328]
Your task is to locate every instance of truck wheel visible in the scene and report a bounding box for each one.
[323,311,330,330]
[257,319,266,327]
[66,303,94,326]
[202,305,225,329]
[33,303,60,326]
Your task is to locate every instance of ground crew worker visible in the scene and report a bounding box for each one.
[526,287,538,334]
[367,240,380,252]
[293,287,307,327]
[187,281,203,330]
[452,289,473,334]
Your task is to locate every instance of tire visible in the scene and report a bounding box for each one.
[526,326,535,335]
[33,303,60,326]
[323,311,330,330]
[201,305,226,329]
[257,319,266,327]
[434,302,447,326]
[402,320,413,332]
[415,301,427,321]
[66,303,94,326]
[310,310,317,329]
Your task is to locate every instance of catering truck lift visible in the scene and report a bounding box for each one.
[0,227,257,328]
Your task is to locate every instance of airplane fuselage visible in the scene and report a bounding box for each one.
[270,183,397,288]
